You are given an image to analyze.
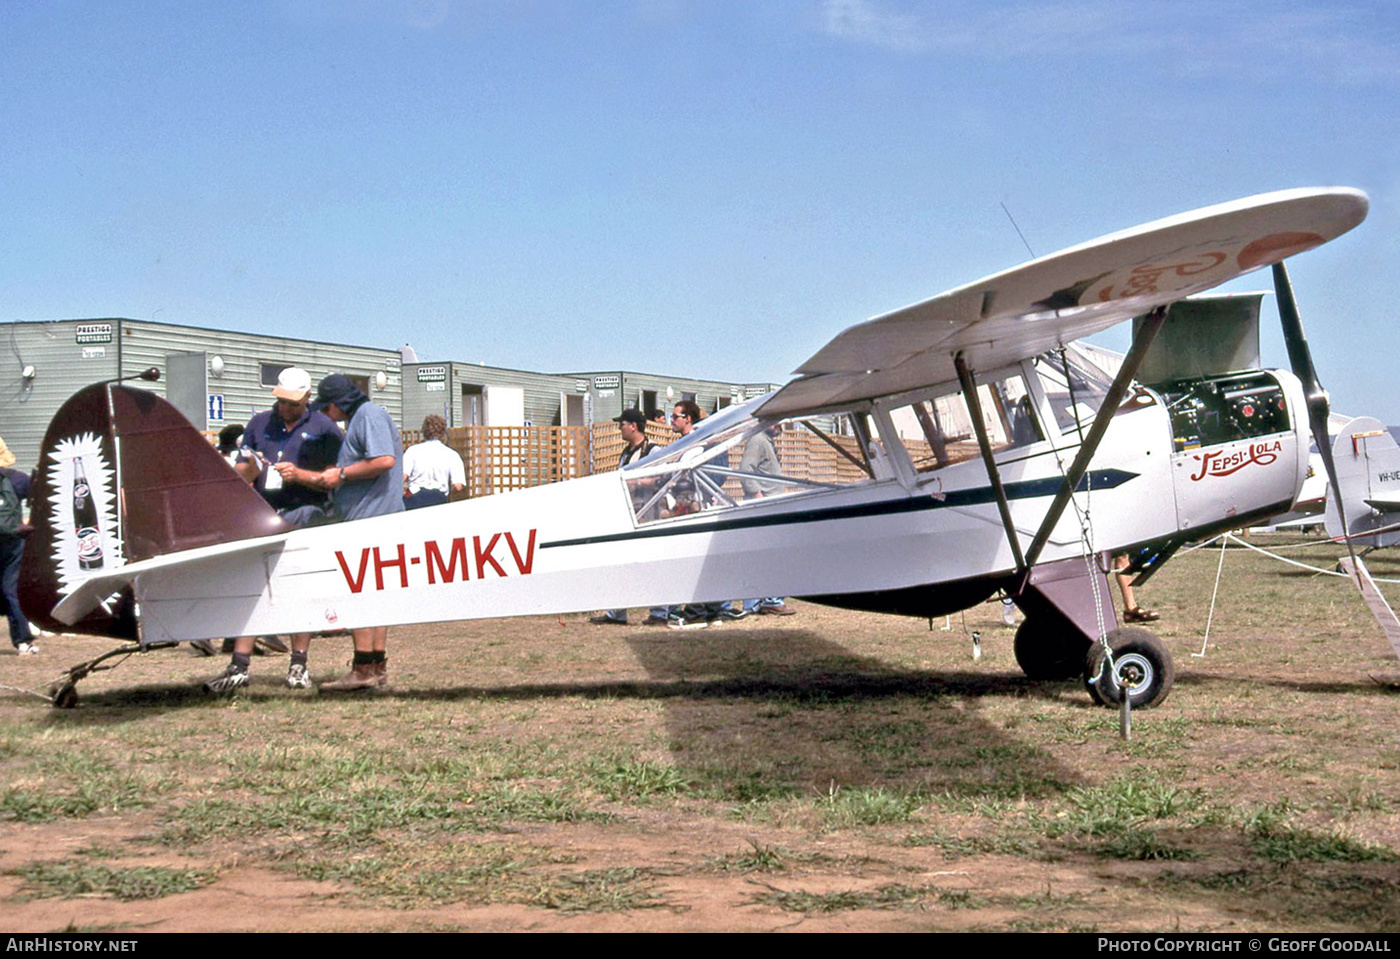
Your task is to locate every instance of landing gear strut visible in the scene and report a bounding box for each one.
[1011,556,1175,709]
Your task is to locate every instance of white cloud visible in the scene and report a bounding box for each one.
[822,0,927,52]
[403,0,452,31]
[817,0,1400,85]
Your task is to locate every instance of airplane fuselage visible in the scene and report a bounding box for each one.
[117,362,1308,643]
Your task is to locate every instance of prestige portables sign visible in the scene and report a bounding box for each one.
[75,323,112,345]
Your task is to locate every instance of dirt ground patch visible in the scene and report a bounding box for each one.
[3,534,1399,932]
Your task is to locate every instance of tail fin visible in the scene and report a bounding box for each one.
[19,382,288,639]
[1324,415,1400,549]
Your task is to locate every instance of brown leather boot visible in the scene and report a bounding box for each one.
[319,662,378,692]
[374,659,389,688]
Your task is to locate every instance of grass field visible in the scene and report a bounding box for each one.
[2,532,1399,932]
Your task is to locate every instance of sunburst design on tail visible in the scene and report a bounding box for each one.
[46,432,126,605]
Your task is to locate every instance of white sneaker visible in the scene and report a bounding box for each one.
[285,663,312,689]
[203,663,249,694]
[16,642,38,656]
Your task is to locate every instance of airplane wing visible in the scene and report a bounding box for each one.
[759,187,1368,417]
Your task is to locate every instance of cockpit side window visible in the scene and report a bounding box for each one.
[624,412,875,525]
[885,372,1044,474]
[1032,347,1113,436]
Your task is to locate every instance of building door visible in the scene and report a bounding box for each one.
[484,386,525,426]
[560,392,586,426]
[462,384,484,427]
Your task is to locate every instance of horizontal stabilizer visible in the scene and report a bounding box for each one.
[52,532,291,626]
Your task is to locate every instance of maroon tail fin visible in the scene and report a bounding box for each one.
[20,383,288,639]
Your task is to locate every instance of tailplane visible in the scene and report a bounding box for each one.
[19,382,288,639]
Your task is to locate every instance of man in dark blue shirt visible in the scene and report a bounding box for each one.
[237,371,343,526]
[204,368,343,694]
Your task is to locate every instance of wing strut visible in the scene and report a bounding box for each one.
[1023,305,1169,570]
[955,354,1026,571]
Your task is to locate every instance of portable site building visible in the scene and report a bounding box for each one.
[0,318,403,469]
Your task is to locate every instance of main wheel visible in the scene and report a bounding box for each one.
[1014,618,1091,681]
[1083,627,1174,709]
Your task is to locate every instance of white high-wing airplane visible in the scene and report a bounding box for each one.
[20,187,1372,709]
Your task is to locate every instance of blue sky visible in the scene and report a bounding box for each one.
[4,1,1398,418]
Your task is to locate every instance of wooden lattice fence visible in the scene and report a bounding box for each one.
[449,426,589,498]
[402,419,871,498]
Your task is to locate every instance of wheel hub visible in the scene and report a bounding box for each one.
[1109,652,1155,694]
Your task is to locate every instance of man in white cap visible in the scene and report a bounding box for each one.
[203,367,343,693]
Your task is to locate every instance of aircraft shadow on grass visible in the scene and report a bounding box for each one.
[41,628,1094,797]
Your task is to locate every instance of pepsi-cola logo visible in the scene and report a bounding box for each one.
[1189,440,1282,482]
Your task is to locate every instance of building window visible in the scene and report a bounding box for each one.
[260,362,292,388]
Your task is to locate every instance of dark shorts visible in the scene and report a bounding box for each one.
[403,488,450,511]
[278,505,330,528]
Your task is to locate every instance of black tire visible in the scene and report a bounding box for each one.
[1014,618,1091,681]
[1083,627,1174,709]
[49,681,78,709]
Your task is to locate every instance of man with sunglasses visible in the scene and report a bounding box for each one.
[666,400,730,628]
[669,403,697,430]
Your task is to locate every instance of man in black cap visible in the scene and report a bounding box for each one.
[307,373,404,691]
[614,408,655,469]
[589,408,662,626]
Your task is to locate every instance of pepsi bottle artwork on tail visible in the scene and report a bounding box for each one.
[72,457,104,571]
